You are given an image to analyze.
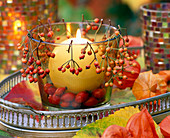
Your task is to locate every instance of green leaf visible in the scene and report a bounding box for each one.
[0,130,13,138]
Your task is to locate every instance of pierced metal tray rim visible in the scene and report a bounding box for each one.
[0,71,169,115]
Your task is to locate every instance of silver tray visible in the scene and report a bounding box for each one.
[0,71,169,137]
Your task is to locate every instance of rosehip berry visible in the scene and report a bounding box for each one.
[67,35,70,39]
[29,77,34,83]
[61,68,66,73]
[105,82,109,87]
[87,51,92,55]
[81,49,86,54]
[40,33,44,37]
[126,38,129,42]
[21,58,27,64]
[47,31,52,37]
[58,66,63,71]
[125,42,129,47]
[22,73,26,77]
[20,69,25,73]
[96,68,102,74]
[92,26,98,30]
[112,70,117,75]
[94,18,99,23]
[102,67,105,71]
[75,91,89,103]
[50,53,55,58]
[94,61,99,67]
[34,78,38,83]
[94,49,98,53]
[119,48,124,53]
[86,25,91,30]
[45,69,50,74]
[29,71,33,75]
[106,47,111,52]
[47,52,51,57]
[82,31,86,35]
[36,60,41,65]
[40,73,46,79]
[57,36,60,40]
[51,94,60,105]
[105,71,111,77]
[92,88,106,99]
[102,55,106,59]
[29,65,34,71]
[83,97,98,107]
[109,82,113,87]
[54,87,66,96]
[56,28,60,32]
[79,54,85,60]
[78,67,82,72]
[60,102,70,108]
[118,81,122,85]
[86,65,90,69]
[66,64,70,69]
[38,69,44,74]
[37,66,41,70]
[75,70,79,75]
[107,66,112,72]
[70,68,75,74]
[72,102,81,108]
[61,92,75,102]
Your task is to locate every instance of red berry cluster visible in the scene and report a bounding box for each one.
[44,83,106,109]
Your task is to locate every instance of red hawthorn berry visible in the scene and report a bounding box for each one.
[66,64,70,69]
[94,18,99,23]
[86,65,90,69]
[87,51,92,55]
[20,69,25,73]
[78,67,82,72]
[86,25,91,30]
[36,60,41,65]
[75,70,79,75]
[50,53,55,58]
[58,66,62,71]
[45,69,50,74]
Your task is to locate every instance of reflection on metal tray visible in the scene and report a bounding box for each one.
[0,71,169,137]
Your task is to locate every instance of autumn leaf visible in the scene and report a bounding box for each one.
[4,80,44,110]
[73,106,140,138]
[159,115,170,138]
[73,106,162,138]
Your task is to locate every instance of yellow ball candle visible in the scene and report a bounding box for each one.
[48,30,104,93]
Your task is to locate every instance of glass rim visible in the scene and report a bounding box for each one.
[140,2,170,13]
[29,21,119,45]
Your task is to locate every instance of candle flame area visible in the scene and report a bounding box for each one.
[13,20,21,31]
[76,29,81,39]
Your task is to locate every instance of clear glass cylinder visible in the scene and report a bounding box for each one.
[27,22,120,109]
